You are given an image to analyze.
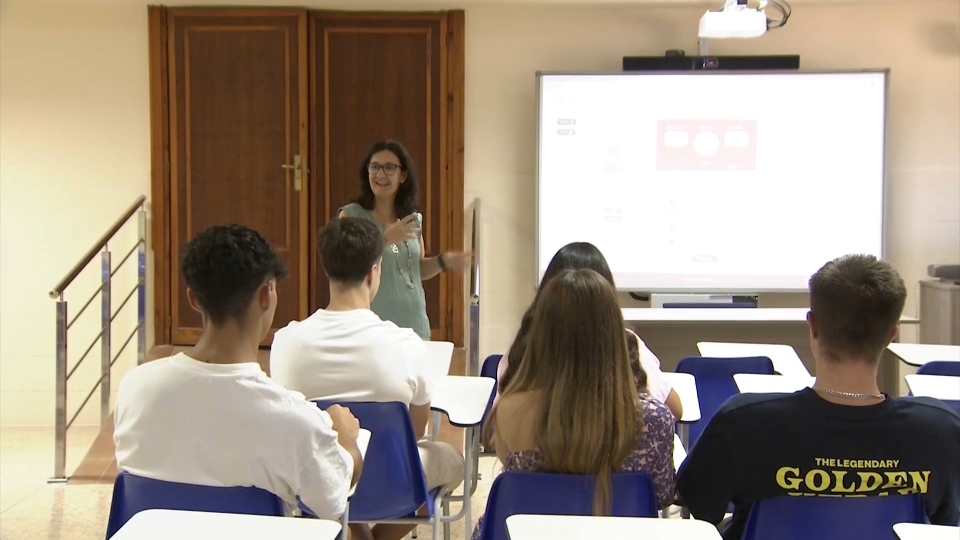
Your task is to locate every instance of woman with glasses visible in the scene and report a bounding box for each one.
[338,140,469,340]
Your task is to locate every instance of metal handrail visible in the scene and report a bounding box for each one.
[48,195,148,482]
[469,198,480,302]
[467,198,481,377]
[49,195,146,299]
[458,197,483,538]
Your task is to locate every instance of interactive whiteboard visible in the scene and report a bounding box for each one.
[536,70,888,292]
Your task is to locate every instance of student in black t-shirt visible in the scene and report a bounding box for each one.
[676,254,960,539]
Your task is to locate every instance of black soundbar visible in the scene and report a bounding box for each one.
[623,55,800,72]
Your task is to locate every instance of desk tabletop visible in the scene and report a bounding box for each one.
[661,372,701,423]
[698,342,812,379]
[623,308,919,324]
[887,343,960,366]
[734,374,815,394]
[112,509,341,540]
[893,523,960,540]
[506,514,722,540]
[430,375,495,427]
[904,374,960,401]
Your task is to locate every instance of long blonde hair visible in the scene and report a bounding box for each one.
[497,268,640,514]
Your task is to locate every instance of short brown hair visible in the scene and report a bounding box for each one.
[317,217,383,286]
[809,254,906,360]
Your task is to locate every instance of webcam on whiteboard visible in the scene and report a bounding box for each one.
[698,0,791,39]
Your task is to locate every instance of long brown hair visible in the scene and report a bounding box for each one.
[502,242,644,392]
[497,268,640,515]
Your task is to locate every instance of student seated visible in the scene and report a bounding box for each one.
[677,254,960,539]
[270,217,463,540]
[496,242,682,419]
[114,224,362,519]
[474,268,677,539]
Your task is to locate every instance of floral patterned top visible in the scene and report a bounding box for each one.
[471,393,677,539]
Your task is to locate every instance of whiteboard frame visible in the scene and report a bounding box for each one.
[534,69,891,293]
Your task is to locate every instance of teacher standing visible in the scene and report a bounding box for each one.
[338,140,469,340]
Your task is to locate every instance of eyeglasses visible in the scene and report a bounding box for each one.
[368,163,401,176]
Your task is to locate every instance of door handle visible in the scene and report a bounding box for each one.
[281,155,304,192]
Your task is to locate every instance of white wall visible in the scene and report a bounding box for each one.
[0,1,150,426]
[464,2,960,360]
[2,0,957,425]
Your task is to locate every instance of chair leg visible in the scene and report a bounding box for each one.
[442,500,450,540]
[339,503,350,540]
[432,494,445,540]
[430,411,441,441]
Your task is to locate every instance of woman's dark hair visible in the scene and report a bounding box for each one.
[501,242,644,392]
[355,139,419,218]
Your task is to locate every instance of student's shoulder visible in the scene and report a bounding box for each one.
[893,396,960,426]
[272,315,315,339]
[639,393,676,432]
[119,355,176,386]
[713,391,800,422]
[369,319,425,350]
[257,380,335,430]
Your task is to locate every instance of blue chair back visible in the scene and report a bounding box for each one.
[917,361,960,377]
[477,472,658,540]
[313,400,432,521]
[480,354,502,399]
[105,471,283,539]
[742,494,928,540]
[480,354,503,422]
[480,354,503,444]
[676,355,774,446]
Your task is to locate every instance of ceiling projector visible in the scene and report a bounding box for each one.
[699,0,779,39]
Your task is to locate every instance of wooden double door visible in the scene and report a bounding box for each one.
[149,7,465,346]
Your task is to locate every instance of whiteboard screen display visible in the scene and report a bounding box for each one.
[536,71,887,292]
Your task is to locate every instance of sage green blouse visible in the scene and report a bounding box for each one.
[339,203,430,339]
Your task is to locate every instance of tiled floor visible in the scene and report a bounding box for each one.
[0,426,115,540]
[0,346,494,539]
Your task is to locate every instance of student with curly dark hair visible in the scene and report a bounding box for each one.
[338,140,470,339]
[114,224,363,520]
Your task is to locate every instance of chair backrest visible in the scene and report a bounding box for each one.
[480,354,503,416]
[742,494,928,540]
[479,354,504,451]
[313,400,430,521]
[676,355,774,446]
[477,471,658,540]
[917,361,960,377]
[105,471,283,539]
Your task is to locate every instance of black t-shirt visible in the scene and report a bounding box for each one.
[676,389,960,540]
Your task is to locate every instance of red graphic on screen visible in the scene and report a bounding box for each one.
[656,120,758,171]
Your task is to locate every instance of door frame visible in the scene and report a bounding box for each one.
[148,7,466,346]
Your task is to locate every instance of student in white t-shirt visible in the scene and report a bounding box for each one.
[271,217,464,540]
[114,224,362,520]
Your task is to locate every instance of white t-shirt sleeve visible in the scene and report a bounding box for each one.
[632,331,674,404]
[405,339,434,406]
[290,404,354,520]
